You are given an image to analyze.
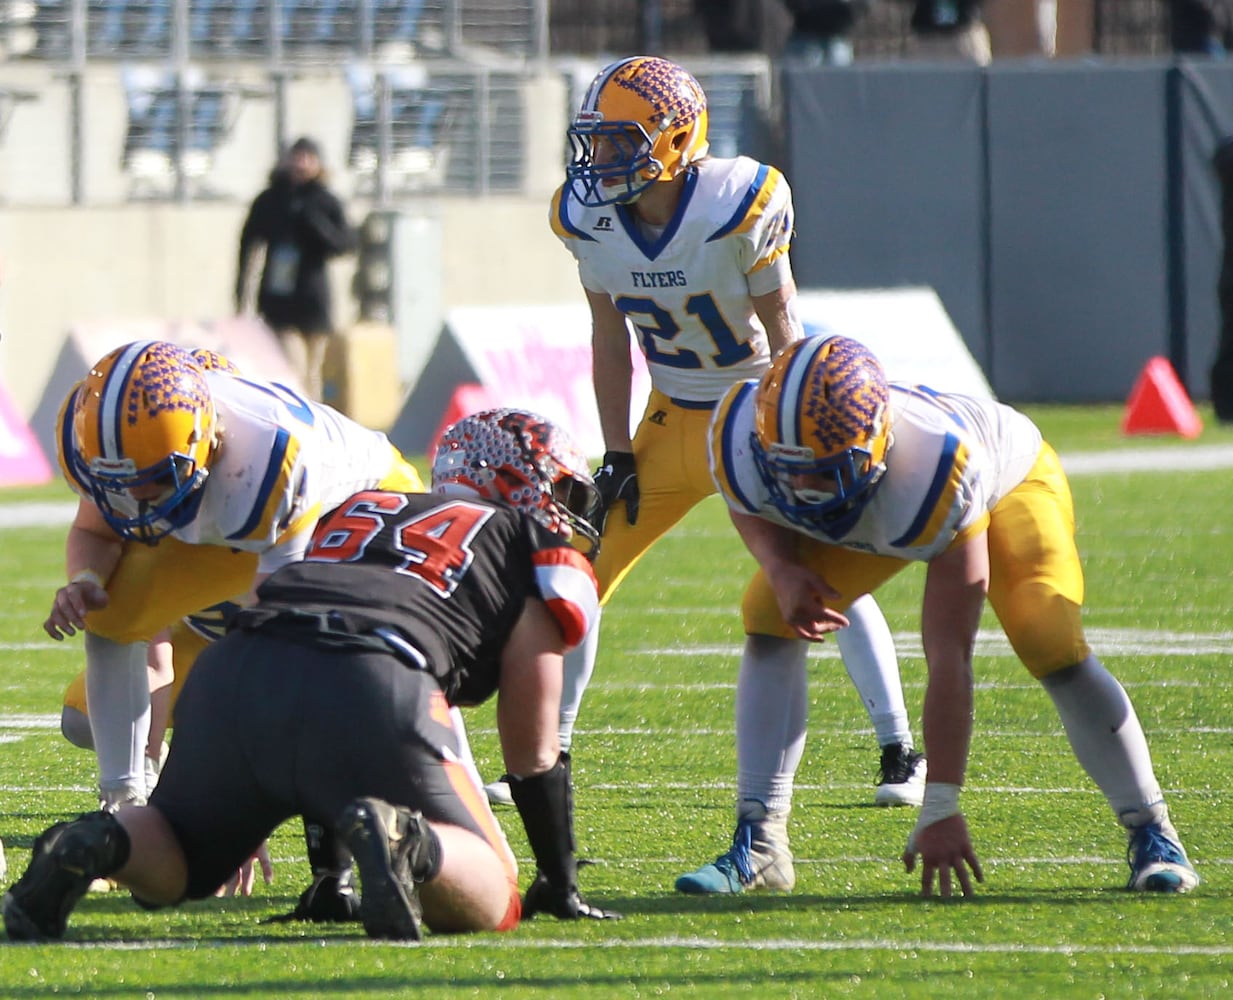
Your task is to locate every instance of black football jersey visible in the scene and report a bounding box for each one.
[253,490,599,705]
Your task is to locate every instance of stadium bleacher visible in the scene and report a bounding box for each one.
[0,0,1173,204]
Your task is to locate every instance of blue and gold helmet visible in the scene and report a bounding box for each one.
[752,336,891,539]
[566,56,710,207]
[60,340,216,543]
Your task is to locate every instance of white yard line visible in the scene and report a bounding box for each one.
[2,444,1232,531]
[51,935,1233,956]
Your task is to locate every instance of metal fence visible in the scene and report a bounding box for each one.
[0,0,1181,206]
[1,0,547,62]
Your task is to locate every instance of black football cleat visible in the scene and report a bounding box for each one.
[4,811,129,941]
[337,798,437,941]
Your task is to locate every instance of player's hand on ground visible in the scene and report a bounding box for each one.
[902,813,983,898]
[592,451,639,533]
[522,871,621,921]
[44,578,110,639]
[214,841,275,897]
[766,563,849,641]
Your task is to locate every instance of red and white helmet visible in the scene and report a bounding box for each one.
[431,408,602,558]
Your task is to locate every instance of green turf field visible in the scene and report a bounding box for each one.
[0,405,1229,998]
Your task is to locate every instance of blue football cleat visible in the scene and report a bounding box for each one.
[1126,822,1199,893]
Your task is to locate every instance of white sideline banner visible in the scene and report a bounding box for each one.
[391,287,991,459]
[796,287,994,398]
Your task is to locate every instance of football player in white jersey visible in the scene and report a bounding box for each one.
[44,340,424,814]
[682,334,1198,897]
[531,55,925,880]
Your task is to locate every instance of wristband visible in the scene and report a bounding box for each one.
[70,569,105,589]
[918,782,961,828]
[904,781,962,855]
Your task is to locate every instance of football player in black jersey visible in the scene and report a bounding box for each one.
[4,409,621,942]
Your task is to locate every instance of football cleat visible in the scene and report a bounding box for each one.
[99,784,146,812]
[1126,821,1199,893]
[3,811,130,941]
[675,801,795,895]
[875,743,927,807]
[291,871,362,922]
[484,780,514,807]
[337,797,437,940]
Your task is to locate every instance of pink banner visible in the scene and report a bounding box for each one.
[0,376,52,486]
[445,305,651,457]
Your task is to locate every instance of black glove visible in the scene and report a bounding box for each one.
[292,871,361,922]
[522,870,622,921]
[593,450,639,534]
[262,871,361,924]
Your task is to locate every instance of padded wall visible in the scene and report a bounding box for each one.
[783,65,991,372]
[986,63,1170,401]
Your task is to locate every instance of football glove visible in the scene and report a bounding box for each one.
[263,871,361,924]
[593,450,639,534]
[522,870,621,921]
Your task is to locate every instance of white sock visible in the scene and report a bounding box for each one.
[835,594,912,748]
[1041,654,1166,826]
[557,608,602,754]
[84,632,151,799]
[736,634,809,815]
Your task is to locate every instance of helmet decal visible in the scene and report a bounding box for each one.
[611,57,706,134]
[431,408,602,559]
[800,337,888,456]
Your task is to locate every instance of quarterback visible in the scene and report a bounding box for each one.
[684,334,1198,897]
[535,56,925,879]
[44,340,423,811]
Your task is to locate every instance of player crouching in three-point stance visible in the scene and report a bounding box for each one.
[4,409,620,941]
[682,335,1198,897]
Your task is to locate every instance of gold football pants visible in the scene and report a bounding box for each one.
[593,389,720,604]
[740,444,1090,678]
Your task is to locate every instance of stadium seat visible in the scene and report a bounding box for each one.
[346,62,450,194]
[121,65,236,198]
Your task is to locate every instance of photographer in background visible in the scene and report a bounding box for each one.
[236,136,355,401]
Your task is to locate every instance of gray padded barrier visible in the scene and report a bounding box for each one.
[782,59,1233,403]
[986,63,1169,402]
[782,65,991,375]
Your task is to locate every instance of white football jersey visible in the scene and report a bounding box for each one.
[710,382,1044,561]
[171,373,406,574]
[551,155,796,403]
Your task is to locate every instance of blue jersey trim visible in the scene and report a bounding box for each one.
[556,185,597,242]
[707,162,771,242]
[227,427,291,542]
[890,432,960,548]
[721,383,760,512]
[616,167,699,261]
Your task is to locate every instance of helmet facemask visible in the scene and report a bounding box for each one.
[76,426,213,545]
[751,409,889,540]
[567,115,663,207]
